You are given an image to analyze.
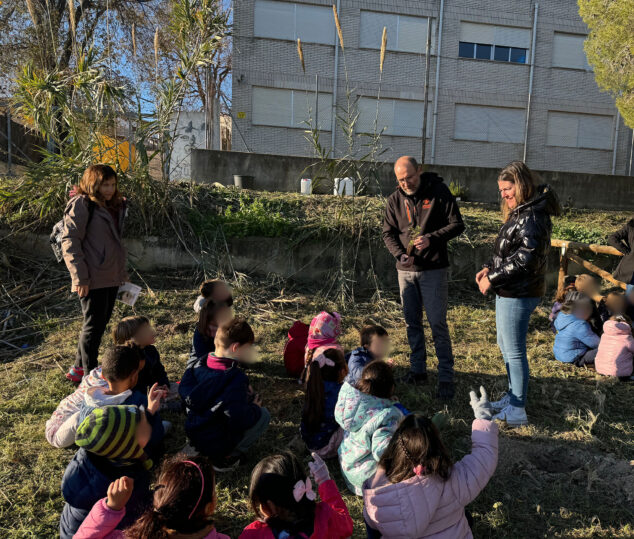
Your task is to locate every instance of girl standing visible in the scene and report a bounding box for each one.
[62,164,128,382]
[475,161,561,426]
[300,348,348,458]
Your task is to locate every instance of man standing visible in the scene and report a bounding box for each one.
[382,156,465,400]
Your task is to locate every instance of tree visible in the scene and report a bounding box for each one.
[578,0,634,128]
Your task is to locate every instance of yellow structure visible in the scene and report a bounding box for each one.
[93,135,136,171]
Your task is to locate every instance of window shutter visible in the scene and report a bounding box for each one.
[460,22,495,44]
[486,107,524,143]
[360,11,398,50]
[455,105,489,141]
[553,33,589,69]
[494,26,530,48]
[254,1,294,40]
[296,4,335,45]
[253,87,292,127]
[577,115,613,150]
[398,15,430,54]
[546,112,579,147]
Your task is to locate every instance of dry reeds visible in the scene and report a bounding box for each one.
[68,0,76,39]
[297,38,305,73]
[380,26,387,73]
[333,4,344,50]
[132,23,137,57]
[154,27,160,74]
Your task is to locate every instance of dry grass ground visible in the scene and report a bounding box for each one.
[0,247,632,538]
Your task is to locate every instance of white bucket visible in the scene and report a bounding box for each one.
[300,178,312,195]
[334,177,354,196]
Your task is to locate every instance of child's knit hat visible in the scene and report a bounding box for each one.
[76,405,153,470]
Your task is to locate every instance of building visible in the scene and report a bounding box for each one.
[231,0,633,175]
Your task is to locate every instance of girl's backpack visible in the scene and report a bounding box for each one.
[50,199,95,262]
[284,320,309,378]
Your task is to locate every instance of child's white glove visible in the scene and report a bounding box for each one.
[469,386,494,420]
[308,452,330,485]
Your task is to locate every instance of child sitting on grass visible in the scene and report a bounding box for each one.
[345,325,390,387]
[598,289,628,323]
[60,405,155,538]
[300,348,348,459]
[553,291,601,366]
[45,365,108,449]
[363,387,498,539]
[335,361,403,495]
[240,451,354,538]
[79,346,166,454]
[303,312,343,380]
[112,316,169,393]
[188,280,234,369]
[574,274,604,335]
[180,318,270,472]
[595,315,634,380]
[75,455,229,539]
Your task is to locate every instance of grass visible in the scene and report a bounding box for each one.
[0,250,633,538]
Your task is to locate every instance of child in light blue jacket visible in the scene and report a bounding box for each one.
[335,361,403,496]
[553,292,600,366]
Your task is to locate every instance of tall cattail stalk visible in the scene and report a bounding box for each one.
[297,38,305,73]
[333,4,344,51]
[380,26,387,73]
[132,23,137,57]
[154,27,160,80]
[68,0,76,39]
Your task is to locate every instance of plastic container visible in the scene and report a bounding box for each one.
[300,178,312,195]
[334,177,354,196]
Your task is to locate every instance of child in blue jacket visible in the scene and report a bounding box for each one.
[179,318,270,472]
[345,325,390,387]
[59,405,154,538]
[553,292,600,366]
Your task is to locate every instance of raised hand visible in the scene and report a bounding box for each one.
[308,452,331,485]
[469,386,494,420]
[106,476,134,511]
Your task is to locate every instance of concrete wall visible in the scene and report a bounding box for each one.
[191,148,633,210]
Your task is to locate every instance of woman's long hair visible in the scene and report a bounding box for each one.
[498,161,537,222]
[379,414,453,484]
[75,164,123,208]
[249,452,316,536]
[302,348,347,431]
[126,455,216,538]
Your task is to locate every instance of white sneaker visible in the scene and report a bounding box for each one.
[492,404,528,426]
[490,393,511,411]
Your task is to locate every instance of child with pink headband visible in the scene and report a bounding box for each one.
[75,455,229,538]
[304,312,343,368]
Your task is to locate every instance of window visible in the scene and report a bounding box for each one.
[458,22,530,63]
[357,97,433,138]
[254,1,334,45]
[454,104,524,143]
[252,87,333,130]
[360,11,434,54]
[546,111,612,150]
[552,32,591,70]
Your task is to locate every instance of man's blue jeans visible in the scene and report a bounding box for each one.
[398,268,454,383]
[495,295,540,408]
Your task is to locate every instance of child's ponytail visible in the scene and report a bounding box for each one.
[302,348,347,431]
[126,455,216,539]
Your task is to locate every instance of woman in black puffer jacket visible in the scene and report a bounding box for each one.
[475,161,561,426]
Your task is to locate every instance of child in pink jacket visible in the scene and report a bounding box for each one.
[75,455,230,539]
[595,316,634,379]
[239,451,353,539]
[363,387,498,539]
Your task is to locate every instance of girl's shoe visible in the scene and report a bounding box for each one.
[65,366,84,383]
[492,404,528,426]
[490,393,511,411]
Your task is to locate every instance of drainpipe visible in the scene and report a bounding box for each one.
[522,3,538,163]
[430,0,444,165]
[611,111,620,175]
[331,0,341,157]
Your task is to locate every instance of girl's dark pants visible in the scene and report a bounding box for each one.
[74,286,118,372]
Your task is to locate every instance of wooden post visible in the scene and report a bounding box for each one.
[567,253,627,290]
[557,246,568,298]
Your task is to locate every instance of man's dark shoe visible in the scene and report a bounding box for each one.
[399,371,428,385]
[436,381,455,401]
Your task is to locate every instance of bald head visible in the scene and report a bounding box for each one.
[394,155,422,195]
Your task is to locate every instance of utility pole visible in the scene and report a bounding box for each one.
[421,17,432,165]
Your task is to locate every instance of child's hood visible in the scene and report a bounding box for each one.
[84,386,133,408]
[348,346,373,362]
[554,312,581,332]
[337,381,399,432]
[180,360,244,412]
[602,319,633,336]
[363,467,443,537]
